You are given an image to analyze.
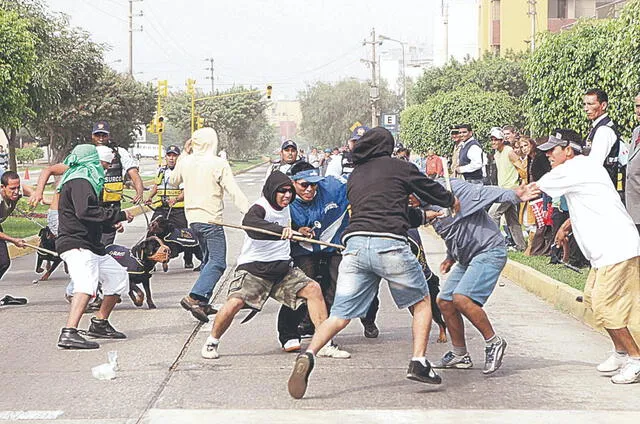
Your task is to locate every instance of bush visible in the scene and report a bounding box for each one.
[400,85,522,155]
[15,147,44,164]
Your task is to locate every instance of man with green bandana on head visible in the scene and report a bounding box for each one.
[56,144,133,350]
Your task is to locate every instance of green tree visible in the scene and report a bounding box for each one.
[298,79,400,148]
[524,0,640,138]
[400,86,522,155]
[410,53,527,105]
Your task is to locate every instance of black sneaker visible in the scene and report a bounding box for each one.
[86,296,102,312]
[288,352,315,399]
[180,295,209,323]
[363,322,379,338]
[57,328,99,349]
[193,265,201,272]
[87,317,127,339]
[184,261,194,269]
[406,359,442,384]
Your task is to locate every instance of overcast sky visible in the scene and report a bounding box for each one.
[46,0,477,99]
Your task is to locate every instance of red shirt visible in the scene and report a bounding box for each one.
[425,155,444,177]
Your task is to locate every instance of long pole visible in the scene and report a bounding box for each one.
[128,0,133,76]
[401,42,406,109]
[205,57,214,93]
[443,0,449,62]
[371,28,378,127]
[528,0,537,52]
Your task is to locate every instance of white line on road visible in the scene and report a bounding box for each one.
[0,410,63,420]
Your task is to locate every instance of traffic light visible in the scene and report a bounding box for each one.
[266,84,272,99]
[147,117,157,134]
[196,116,204,130]
[157,80,168,97]
[157,116,165,133]
[186,78,196,95]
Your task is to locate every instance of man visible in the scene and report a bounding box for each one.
[583,88,625,197]
[200,171,337,359]
[450,125,462,178]
[455,124,484,185]
[0,146,8,170]
[29,121,144,245]
[428,177,538,374]
[502,125,519,147]
[287,127,459,399]
[533,130,640,384]
[56,144,133,350]
[0,171,31,281]
[627,93,640,234]
[170,127,249,322]
[266,140,302,178]
[425,149,444,179]
[307,147,320,168]
[487,127,527,251]
[146,145,198,269]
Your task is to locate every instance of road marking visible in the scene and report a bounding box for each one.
[0,410,63,420]
[144,409,640,424]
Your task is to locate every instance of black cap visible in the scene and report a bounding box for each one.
[281,140,297,150]
[92,121,110,134]
[166,145,181,155]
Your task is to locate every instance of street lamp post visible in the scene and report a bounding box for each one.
[379,35,407,110]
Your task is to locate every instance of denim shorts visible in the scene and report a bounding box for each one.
[330,236,429,320]
[438,246,507,306]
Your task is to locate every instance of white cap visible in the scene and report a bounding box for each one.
[489,127,504,139]
[96,145,115,163]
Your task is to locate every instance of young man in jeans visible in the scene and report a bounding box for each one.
[427,177,538,373]
[169,127,249,322]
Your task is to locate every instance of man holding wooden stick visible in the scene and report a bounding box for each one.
[201,171,341,359]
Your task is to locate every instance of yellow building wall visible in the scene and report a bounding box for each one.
[478,0,550,56]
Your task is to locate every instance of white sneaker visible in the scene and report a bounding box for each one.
[597,352,628,373]
[317,343,351,359]
[201,340,219,359]
[283,339,301,352]
[611,359,640,384]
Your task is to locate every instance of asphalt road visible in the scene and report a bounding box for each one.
[0,164,638,424]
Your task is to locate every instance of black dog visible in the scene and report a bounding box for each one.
[33,226,67,284]
[106,237,170,309]
[146,216,202,271]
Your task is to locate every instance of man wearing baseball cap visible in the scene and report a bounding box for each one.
[146,145,200,269]
[265,140,303,179]
[533,129,640,384]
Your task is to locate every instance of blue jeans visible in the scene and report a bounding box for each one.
[438,246,507,306]
[330,236,429,319]
[189,223,227,301]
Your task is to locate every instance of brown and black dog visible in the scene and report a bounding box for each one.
[106,237,171,309]
[33,226,67,284]
[146,216,202,271]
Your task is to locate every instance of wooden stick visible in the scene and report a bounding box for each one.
[209,220,345,250]
[22,242,59,257]
[440,156,456,217]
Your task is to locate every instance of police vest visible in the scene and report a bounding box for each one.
[103,149,124,204]
[586,116,625,193]
[153,167,184,209]
[458,139,484,181]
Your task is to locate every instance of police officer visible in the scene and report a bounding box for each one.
[265,140,303,178]
[146,145,198,268]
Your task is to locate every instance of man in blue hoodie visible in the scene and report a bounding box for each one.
[288,127,459,399]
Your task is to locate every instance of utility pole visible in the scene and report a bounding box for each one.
[362,28,380,127]
[205,57,215,93]
[527,0,537,52]
[128,0,144,76]
[442,0,449,62]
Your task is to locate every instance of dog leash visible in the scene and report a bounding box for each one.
[13,206,46,229]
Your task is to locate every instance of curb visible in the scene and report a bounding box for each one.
[8,160,269,261]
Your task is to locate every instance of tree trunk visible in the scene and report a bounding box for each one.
[8,128,18,172]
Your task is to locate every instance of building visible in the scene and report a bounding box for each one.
[478,0,627,55]
[267,100,302,142]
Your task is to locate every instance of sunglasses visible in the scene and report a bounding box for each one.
[276,187,294,194]
[297,181,317,189]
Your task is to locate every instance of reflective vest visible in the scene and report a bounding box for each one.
[152,167,184,209]
[102,149,124,204]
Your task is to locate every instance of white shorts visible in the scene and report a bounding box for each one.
[60,248,128,296]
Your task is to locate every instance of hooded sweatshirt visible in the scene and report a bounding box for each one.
[343,127,455,242]
[169,127,249,224]
[236,171,295,281]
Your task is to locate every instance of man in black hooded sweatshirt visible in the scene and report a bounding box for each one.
[288,127,459,399]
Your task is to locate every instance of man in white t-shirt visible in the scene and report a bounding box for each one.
[533,129,640,385]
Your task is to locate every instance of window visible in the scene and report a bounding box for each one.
[549,0,568,19]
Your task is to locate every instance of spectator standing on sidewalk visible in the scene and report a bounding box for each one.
[534,131,640,385]
[0,146,8,170]
[488,127,527,251]
[425,149,444,179]
[626,92,640,234]
[170,127,250,322]
[454,124,484,185]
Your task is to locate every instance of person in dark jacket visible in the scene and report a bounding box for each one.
[56,144,133,350]
[288,127,459,399]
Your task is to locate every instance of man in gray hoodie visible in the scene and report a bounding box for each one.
[427,178,538,375]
